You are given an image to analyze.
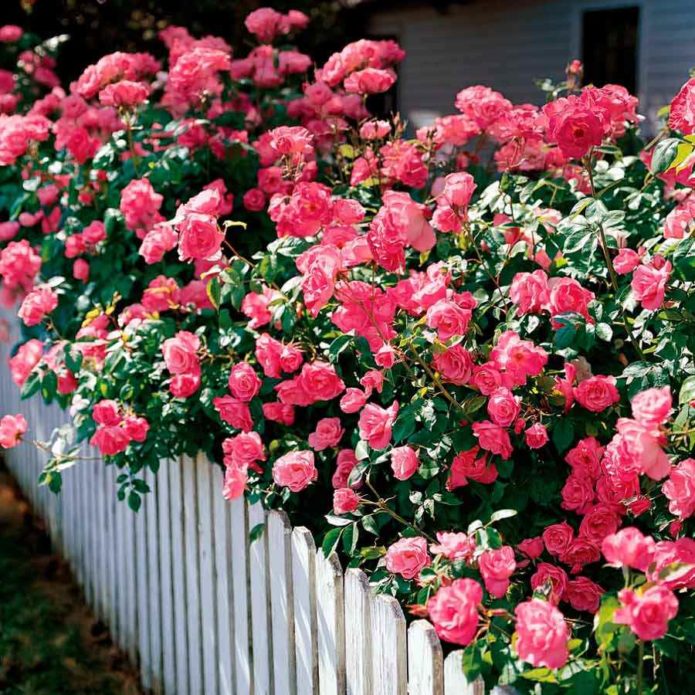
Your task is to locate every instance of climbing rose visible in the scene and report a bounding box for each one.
[390,445,420,481]
[272,450,317,492]
[615,585,679,641]
[427,578,482,646]
[663,459,695,519]
[514,599,569,669]
[358,401,399,450]
[478,546,516,598]
[385,536,430,579]
[0,413,28,448]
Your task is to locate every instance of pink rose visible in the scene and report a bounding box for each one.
[615,586,678,641]
[222,465,247,500]
[514,599,569,669]
[222,432,265,468]
[429,532,475,561]
[574,375,620,413]
[18,286,58,326]
[139,223,178,264]
[262,402,295,426]
[663,458,695,519]
[170,372,202,399]
[385,536,430,579]
[228,362,262,402]
[578,504,620,544]
[390,445,420,481]
[9,339,43,386]
[601,527,656,571]
[565,577,603,613]
[213,395,253,431]
[560,473,595,514]
[425,299,471,340]
[272,450,317,492]
[162,331,200,374]
[631,259,671,311]
[427,578,482,646]
[647,538,695,590]
[358,401,399,450]
[547,277,594,322]
[123,416,149,442]
[339,388,368,414]
[0,413,28,448]
[542,522,574,558]
[308,417,344,451]
[296,361,345,403]
[518,537,544,560]
[90,426,130,456]
[478,546,516,598]
[332,449,358,489]
[92,400,121,426]
[486,387,520,427]
[472,420,513,459]
[530,563,568,604]
[333,487,360,515]
[177,212,224,262]
[510,270,550,314]
[525,423,549,449]
[614,248,641,274]
[631,386,672,427]
[433,344,473,385]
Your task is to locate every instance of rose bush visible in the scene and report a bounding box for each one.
[0,9,694,693]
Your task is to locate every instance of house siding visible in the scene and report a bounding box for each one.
[367,0,695,132]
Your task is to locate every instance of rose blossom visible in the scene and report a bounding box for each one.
[390,445,420,480]
[601,527,656,571]
[272,451,317,492]
[478,546,516,598]
[427,578,482,646]
[663,458,695,519]
[615,586,678,641]
[385,536,430,580]
[631,258,671,311]
[542,522,574,558]
[0,414,28,448]
[333,487,360,515]
[228,362,262,402]
[429,532,475,561]
[308,418,344,451]
[525,423,549,449]
[486,387,520,427]
[472,420,513,459]
[530,563,568,604]
[574,375,620,413]
[18,286,58,326]
[514,599,569,669]
[631,386,672,428]
[565,577,603,613]
[358,401,399,450]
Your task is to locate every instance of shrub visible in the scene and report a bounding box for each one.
[0,10,694,693]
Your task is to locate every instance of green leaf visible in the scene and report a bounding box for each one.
[651,138,680,173]
[249,522,265,544]
[552,418,575,453]
[679,375,695,404]
[489,508,517,523]
[127,491,142,512]
[321,527,343,558]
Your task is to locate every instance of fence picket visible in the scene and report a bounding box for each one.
[371,594,407,695]
[170,456,190,695]
[444,651,484,695]
[230,497,252,695]
[183,455,203,695]
[248,501,272,695]
[292,527,318,695]
[197,456,219,695]
[147,468,163,694]
[158,459,177,695]
[136,478,152,691]
[211,466,235,695]
[408,621,444,695]
[316,551,345,695]
[344,569,372,695]
[268,510,296,695]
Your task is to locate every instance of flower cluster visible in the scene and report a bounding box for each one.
[0,13,694,693]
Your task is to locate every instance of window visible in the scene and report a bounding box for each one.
[582,6,640,94]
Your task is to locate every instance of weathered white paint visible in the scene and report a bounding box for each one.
[408,620,444,695]
[292,527,318,695]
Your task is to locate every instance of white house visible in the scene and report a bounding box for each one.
[357,0,695,132]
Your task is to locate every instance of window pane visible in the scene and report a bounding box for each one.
[582,7,639,93]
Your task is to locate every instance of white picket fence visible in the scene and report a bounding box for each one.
[0,315,487,695]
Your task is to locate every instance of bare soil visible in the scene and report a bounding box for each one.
[0,462,142,695]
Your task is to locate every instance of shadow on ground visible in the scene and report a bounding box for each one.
[0,461,142,695]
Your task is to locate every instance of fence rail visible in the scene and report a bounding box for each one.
[0,316,487,695]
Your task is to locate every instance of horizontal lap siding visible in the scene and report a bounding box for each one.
[368,0,695,132]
